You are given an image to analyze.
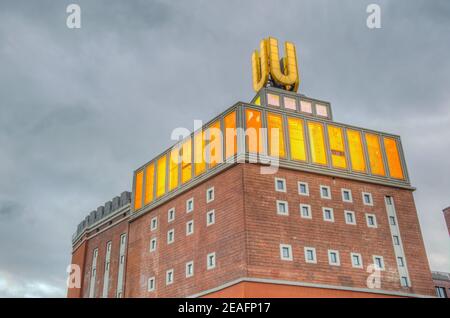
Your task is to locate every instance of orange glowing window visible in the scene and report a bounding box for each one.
[224,111,237,159]
[144,163,154,205]
[308,122,327,165]
[287,117,306,161]
[208,120,222,168]
[328,125,347,169]
[134,170,143,210]
[245,109,263,154]
[156,155,167,198]
[194,131,206,176]
[383,137,404,179]
[267,112,286,158]
[365,133,385,176]
[168,146,179,191]
[347,129,366,172]
[181,137,192,184]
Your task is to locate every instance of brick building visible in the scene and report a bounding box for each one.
[432,271,450,298]
[68,39,435,298]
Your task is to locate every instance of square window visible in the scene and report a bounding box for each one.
[393,235,400,245]
[298,182,309,196]
[351,253,363,268]
[397,257,404,267]
[373,256,385,271]
[401,277,409,287]
[275,178,287,192]
[345,211,356,225]
[276,200,289,216]
[206,187,215,203]
[166,269,174,285]
[207,210,215,226]
[320,185,331,199]
[323,207,334,222]
[389,216,396,226]
[341,189,353,203]
[147,277,155,291]
[328,250,340,266]
[167,229,175,244]
[284,97,297,110]
[207,252,216,270]
[366,214,377,228]
[280,244,293,261]
[304,247,317,264]
[186,198,194,213]
[267,93,280,107]
[300,100,312,113]
[316,104,328,117]
[149,238,157,252]
[150,216,158,231]
[300,204,312,219]
[362,192,373,206]
[186,220,194,236]
[185,261,194,278]
[168,208,175,222]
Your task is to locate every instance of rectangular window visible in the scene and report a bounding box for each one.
[345,211,356,225]
[341,189,353,203]
[351,253,363,269]
[186,220,194,236]
[397,257,404,267]
[167,229,175,244]
[168,146,179,191]
[323,208,334,222]
[245,109,263,154]
[207,252,216,269]
[436,286,447,298]
[207,210,215,226]
[134,170,144,210]
[366,214,377,228]
[267,93,280,107]
[393,235,400,245]
[186,261,194,278]
[147,277,155,292]
[208,120,222,168]
[304,247,317,264]
[181,137,192,184]
[287,117,306,161]
[194,131,206,176]
[298,182,309,196]
[347,129,366,172]
[300,100,312,113]
[206,187,215,203]
[365,133,386,176]
[149,238,157,252]
[328,250,340,266]
[284,97,297,110]
[224,111,237,159]
[300,204,312,219]
[308,122,327,165]
[389,216,396,226]
[328,125,347,169]
[362,192,373,206]
[373,256,385,270]
[383,137,404,180]
[276,200,289,216]
[144,163,155,205]
[275,177,286,192]
[280,244,293,261]
[320,185,331,199]
[166,269,174,285]
[316,104,328,117]
[168,208,175,222]
[150,216,158,231]
[156,155,167,198]
[401,277,409,287]
[267,113,286,158]
[186,198,194,213]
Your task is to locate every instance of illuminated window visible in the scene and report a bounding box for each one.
[365,133,385,176]
[181,137,192,184]
[383,137,404,179]
[287,117,306,161]
[347,129,366,172]
[208,120,222,168]
[253,96,261,105]
[156,156,167,198]
[194,131,206,176]
[245,109,263,154]
[308,122,327,165]
[144,164,154,205]
[168,146,179,191]
[267,93,280,107]
[224,111,237,159]
[284,97,297,110]
[134,170,143,210]
[328,125,347,169]
[300,100,312,113]
[316,104,328,117]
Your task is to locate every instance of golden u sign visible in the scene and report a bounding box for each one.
[252,37,300,92]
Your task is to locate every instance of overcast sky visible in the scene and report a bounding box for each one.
[0,0,449,297]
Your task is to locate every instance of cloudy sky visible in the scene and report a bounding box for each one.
[0,0,449,297]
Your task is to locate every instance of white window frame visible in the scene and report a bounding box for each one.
[393,235,400,246]
[185,261,194,278]
[275,177,287,193]
[186,220,194,236]
[280,244,293,261]
[206,210,215,226]
[168,208,175,223]
[322,207,334,222]
[207,252,216,270]
[351,253,363,269]
[373,255,385,271]
[389,216,396,226]
[150,216,158,231]
[345,210,356,225]
[397,256,404,267]
[401,276,409,287]
[366,214,378,228]
[300,204,312,219]
[276,200,289,216]
[166,269,174,285]
[304,247,317,264]
[167,229,175,244]
[328,250,340,266]
[362,192,373,206]
[206,187,215,203]
[149,237,157,252]
[298,182,309,196]
[341,188,353,203]
[320,185,332,200]
[186,197,194,213]
[147,277,155,291]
